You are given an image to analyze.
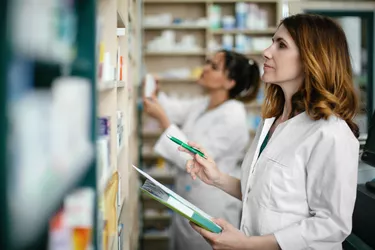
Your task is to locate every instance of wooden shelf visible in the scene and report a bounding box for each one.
[143,25,207,30]
[98,80,117,91]
[211,27,276,35]
[157,77,198,83]
[213,0,278,2]
[144,50,206,56]
[144,0,206,2]
[144,0,278,2]
[117,81,126,88]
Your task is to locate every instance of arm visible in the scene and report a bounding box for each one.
[273,128,359,250]
[157,92,205,126]
[143,93,204,130]
[214,172,242,201]
[155,112,248,202]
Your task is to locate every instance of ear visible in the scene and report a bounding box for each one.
[224,79,236,90]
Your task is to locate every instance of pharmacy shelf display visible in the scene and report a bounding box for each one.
[97,0,141,249]
[0,0,141,250]
[139,0,281,249]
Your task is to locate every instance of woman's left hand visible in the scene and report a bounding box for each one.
[143,96,170,129]
[190,218,250,250]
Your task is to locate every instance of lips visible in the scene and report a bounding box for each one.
[264,63,273,69]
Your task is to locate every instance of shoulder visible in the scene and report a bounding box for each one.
[306,114,359,150]
[221,100,247,119]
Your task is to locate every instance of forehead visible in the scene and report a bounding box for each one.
[274,24,295,44]
[211,52,225,63]
[213,52,225,65]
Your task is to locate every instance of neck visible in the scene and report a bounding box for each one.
[207,90,229,110]
[281,99,292,121]
[279,81,301,121]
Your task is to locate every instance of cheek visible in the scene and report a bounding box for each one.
[286,57,303,78]
[205,72,224,86]
[263,55,302,82]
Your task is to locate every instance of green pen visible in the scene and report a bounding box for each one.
[166,134,207,159]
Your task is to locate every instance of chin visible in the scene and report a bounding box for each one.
[196,78,205,86]
[261,74,273,83]
[262,72,281,84]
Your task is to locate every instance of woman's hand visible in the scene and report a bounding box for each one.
[190,218,250,250]
[179,142,222,186]
[143,96,170,129]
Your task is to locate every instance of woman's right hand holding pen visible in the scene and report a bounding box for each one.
[178,142,222,187]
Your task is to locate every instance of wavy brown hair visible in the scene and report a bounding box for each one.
[262,14,359,137]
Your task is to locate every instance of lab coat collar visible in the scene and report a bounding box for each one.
[248,112,307,178]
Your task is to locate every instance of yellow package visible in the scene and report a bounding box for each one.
[104,171,119,249]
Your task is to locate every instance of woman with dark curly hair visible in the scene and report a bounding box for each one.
[180,13,359,250]
[143,50,261,250]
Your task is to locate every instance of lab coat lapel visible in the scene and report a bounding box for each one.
[249,117,275,173]
[243,117,275,198]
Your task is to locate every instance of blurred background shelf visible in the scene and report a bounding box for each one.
[143,25,208,29]
[210,27,276,34]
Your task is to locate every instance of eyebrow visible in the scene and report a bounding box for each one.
[272,36,288,45]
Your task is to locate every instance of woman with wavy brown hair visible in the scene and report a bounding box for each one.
[178,13,359,250]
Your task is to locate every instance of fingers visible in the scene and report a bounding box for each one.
[143,97,153,105]
[178,146,195,158]
[143,98,153,113]
[212,218,228,229]
[185,159,198,180]
[195,154,205,163]
[189,222,216,241]
[187,141,207,154]
[185,159,194,174]
[150,94,158,102]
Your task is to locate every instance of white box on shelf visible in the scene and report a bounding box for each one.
[144,74,156,98]
[117,28,126,36]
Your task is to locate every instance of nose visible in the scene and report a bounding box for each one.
[263,46,272,61]
[203,63,211,72]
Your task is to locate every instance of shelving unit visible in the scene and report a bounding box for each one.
[2,0,98,250]
[97,0,141,249]
[139,0,280,249]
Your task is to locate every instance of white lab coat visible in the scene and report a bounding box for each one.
[154,92,249,250]
[240,112,359,250]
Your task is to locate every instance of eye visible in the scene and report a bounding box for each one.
[279,42,287,49]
